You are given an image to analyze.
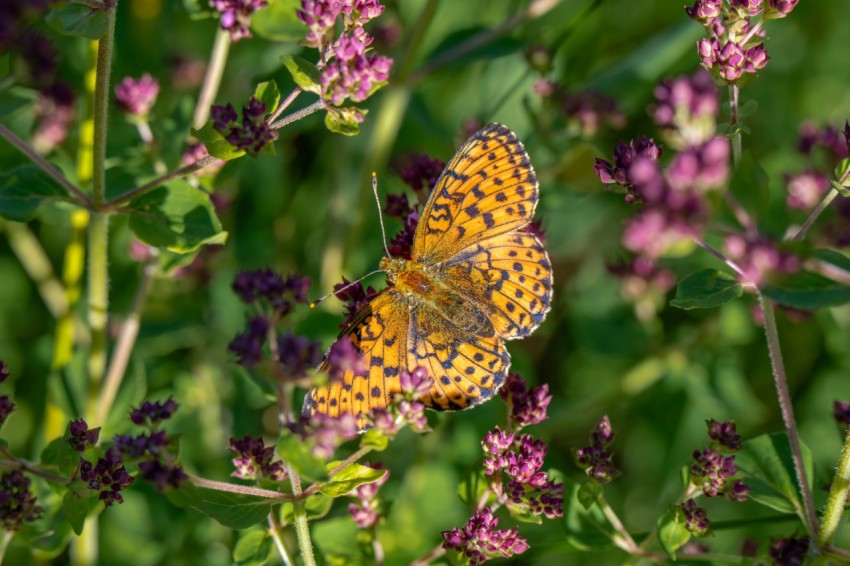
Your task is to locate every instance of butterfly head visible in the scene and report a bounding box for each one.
[379,256,406,285]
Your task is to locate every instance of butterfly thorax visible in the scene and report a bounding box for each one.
[379,256,496,337]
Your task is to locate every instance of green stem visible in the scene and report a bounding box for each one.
[192,27,231,130]
[728,84,742,167]
[91,5,117,209]
[817,428,850,546]
[86,212,110,422]
[268,511,294,566]
[269,100,325,130]
[4,221,68,318]
[598,495,640,554]
[791,186,841,242]
[188,475,293,500]
[758,294,819,538]
[288,465,317,566]
[96,257,157,426]
[0,531,12,564]
[103,155,221,209]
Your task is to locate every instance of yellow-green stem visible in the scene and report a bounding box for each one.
[192,27,231,130]
[817,428,850,546]
[86,213,110,421]
[288,465,317,566]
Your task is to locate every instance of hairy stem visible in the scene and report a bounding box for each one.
[91,6,117,209]
[0,125,90,207]
[86,212,110,422]
[188,475,293,500]
[791,187,841,242]
[817,428,850,546]
[269,88,301,123]
[103,155,221,209]
[269,100,325,130]
[598,495,640,554]
[758,294,819,538]
[268,512,294,566]
[288,465,317,566]
[96,257,157,425]
[192,27,231,130]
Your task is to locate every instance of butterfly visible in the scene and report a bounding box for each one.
[302,123,553,425]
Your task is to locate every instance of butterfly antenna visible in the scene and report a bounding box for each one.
[309,269,383,308]
[372,171,393,258]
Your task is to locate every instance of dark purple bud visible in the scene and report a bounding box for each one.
[0,470,43,531]
[834,401,850,427]
[441,507,529,562]
[727,479,750,502]
[210,0,267,42]
[844,121,850,156]
[592,416,615,446]
[138,459,187,492]
[228,316,270,367]
[81,449,135,506]
[396,153,446,193]
[333,278,379,328]
[729,0,763,17]
[482,426,515,456]
[764,0,799,18]
[499,372,552,427]
[326,335,366,378]
[68,418,101,452]
[0,361,8,383]
[229,436,287,481]
[384,193,411,218]
[399,366,431,399]
[685,0,722,21]
[706,419,742,451]
[387,210,418,261]
[680,499,710,536]
[130,397,180,426]
[768,535,809,565]
[211,103,239,132]
[278,333,322,379]
[0,395,14,429]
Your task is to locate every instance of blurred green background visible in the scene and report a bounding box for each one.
[2,0,850,563]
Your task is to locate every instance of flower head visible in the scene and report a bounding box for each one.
[68,418,101,452]
[115,74,159,116]
[764,0,799,19]
[229,316,270,367]
[575,416,618,484]
[210,0,267,42]
[723,235,800,286]
[0,470,43,531]
[769,534,809,565]
[397,153,446,194]
[326,335,366,378]
[706,419,742,451]
[232,270,311,314]
[785,171,829,211]
[296,0,342,48]
[333,278,379,327]
[347,463,388,528]
[211,98,278,157]
[229,436,287,481]
[278,333,322,379]
[498,373,552,428]
[300,413,359,459]
[652,70,718,146]
[130,397,179,426]
[80,448,135,506]
[321,31,393,106]
[441,507,529,565]
[680,498,710,536]
[833,401,850,427]
[137,459,188,492]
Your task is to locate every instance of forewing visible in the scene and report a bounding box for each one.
[413,123,538,264]
[409,307,510,410]
[302,291,408,423]
[443,231,552,339]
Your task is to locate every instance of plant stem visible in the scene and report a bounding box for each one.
[302,446,374,497]
[188,475,294,500]
[91,6,117,209]
[288,465,317,566]
[817,428,850,546]
[728,84,742,167]
[269,88,301,123]
[54,210,90,370]
[791,187,840,242]
[758,293,819,538]
[192,27,231,130]
[96,257,157,426]
[4,222,67,318]
[0,124,91,207]
[268,511,294,566]
[269,100,325,130]
[103,155,221,209]
[598,495,640,554]
[86,212,110,422]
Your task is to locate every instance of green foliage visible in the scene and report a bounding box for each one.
[168,485,274,530]
[670,269,743,309]
[0,165,71,221]
[736,433,814,517]
[46,4,109,39]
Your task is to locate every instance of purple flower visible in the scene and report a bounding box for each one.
[130,397,179,426]
[326,335,366,378]
[296,0,342,48]
[652,70,718,144]
[68,418,101,452]
[399,366,431,399]
[666,136,730,191]
[340,0,385,27]
[347,463,388,528]
[0,361,8,383]
[680,499,710,536]
[706,419,742,451]
[300,413,359,458]
[505,478,564,520]
[593,136,663,196]
[834,401,850,427]
[211,98,278,157]
[396,153,446,194]
[441,507,529,565]
[397,399,429,432]
[729,0,763,17]
[333,278,378,328]
[387,209,418,260]
[0,396,12,429]
[278,333,322,379]
[727,478,751,502]
[0,470,43,531]
[137,459,188,492]
[498,373,552,428]
[229,436,287,481]
[384,193,411,218]
[785,171,829,210]
[561,90,625,136]
[764,0,799,19]
[229,316,270,367]
[691,448,738,497]
[80,449,135,506]
[33,81,75,153]
[797,121,849,162]
[575,416,619,484]
[232,270,311,314]
[699,37,769,84]
[622,207,704,258]
[723,235,801,286]
[210,0,267,42]
[744,43,769,73]
[769,535,809,565]
[685,0,722,21]
[182,142,225,176]
[321,31,393,106]
[115,74,159,116]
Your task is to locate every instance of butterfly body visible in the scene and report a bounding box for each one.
[304,123,553,424]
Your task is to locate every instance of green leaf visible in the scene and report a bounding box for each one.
[0,164,72,221]
[657,507,691,558]
[728,152,770,221]
[762,270,850,310]
[280,55,321,94]
[505,499,543,524]
[457,469,490,509]
[360,429,389,451]
[577,480,602,510]
[280,493,334,524]
[277,430,326,481]
[563,483,614,550]
[168,484,274,530]
[62,492,90,536]
[253,81,281,116]
[233,528,273,565]
[46,4,109,39]
[812,248,850,272]
[127,179,227,253]
[324,107,365,136]
[424,26,526,70]
[735,432,813,517]
[0,87,39,120]
[670,269,743,309]
[834,158,850,193]
[40,437,79,477]
[317,462,387,497]
[252,0,304,41]
[191,121,247,161]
